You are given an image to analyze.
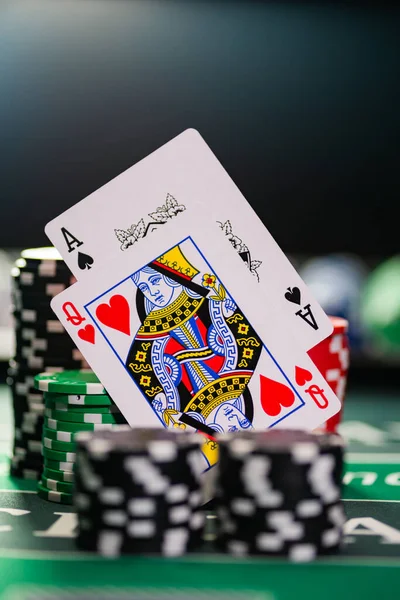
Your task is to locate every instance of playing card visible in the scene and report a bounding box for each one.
[50,213,341,450]
[45,129,333,352]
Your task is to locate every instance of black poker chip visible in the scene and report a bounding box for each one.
[12,288,62,304]
[12,307,56,323]
[12,436,43,453]
[10,453,43,473]
[13,356,90,371]
[13,312,65,329]
[12,276,73,295]
[13,266,74,284]
[11,292,55,310]
[76,523,204,556]
[212,430,345,562]
[73,429,205,556]
[15,336,76,355]
[9,464,42,480]
[16,419,44,438]
[16,257,70,271]
[15,342,81,361]
[8,249,84,480]
[15,329,74,349]
[12,402,44,421]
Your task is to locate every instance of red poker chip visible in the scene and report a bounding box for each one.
[329,316,348,334]
[308,316,350,433]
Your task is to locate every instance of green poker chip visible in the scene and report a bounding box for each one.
[43,392,113,406]
[37,481,73,505]
[44,416,116,433]
[41,475,74,494]
[42,446,76,463]
[43,466,74,483]
[42,436,76,452]
[43,426,74,443]
[45,408,121,424]
[45,400,117,414]
[34,370,107,394]
[44,457,75,472]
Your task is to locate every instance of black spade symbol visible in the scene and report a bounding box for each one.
[77,252,94,270]
[284,286,301,305]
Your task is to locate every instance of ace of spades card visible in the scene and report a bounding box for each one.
[50,213,341,467]
[45,129,333,354]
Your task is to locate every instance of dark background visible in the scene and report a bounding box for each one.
[0,0,399,254]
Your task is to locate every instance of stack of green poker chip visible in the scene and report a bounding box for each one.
[34,370,127,505]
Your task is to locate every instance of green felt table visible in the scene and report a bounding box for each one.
[0,384,399,599]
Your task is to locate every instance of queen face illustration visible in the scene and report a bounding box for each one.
[133,267,183,309]
[126,243,263,436]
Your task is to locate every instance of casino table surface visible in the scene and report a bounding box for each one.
[0,383,399,599]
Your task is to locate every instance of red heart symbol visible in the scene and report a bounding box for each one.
[295,366,313,387]
[78,324,95,344]
[260,375,295,417]
[96,294,130,335]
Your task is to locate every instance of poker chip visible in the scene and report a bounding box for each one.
[13,438,42,453]
[16,333,76,352]
[29,370,127,503]
[42,426,75,443]
[11,450,43,467]
[43,458,75,472]
[15,344,79,363]
[34,370,107,394]
[44,408,124,424]
[8,248,95,481]
[15,347,89,365]
[11,290,66,310]
[214,430,345,561]
[40,475,74,494]
[44,416,118,433]
[42,447,77,463]
[12,291,66,311]
[308,316,350,433]
[43,466,75,483]
[45,400,118,414]
[74,428,205,557]
[15,328,69,346]
[43,436,76,452]
[37,481,73,505]
[14,355,90,370]
[9,465,42,480]
[44,392,113,406]
[14,316,66,333]
[12,275,71,295]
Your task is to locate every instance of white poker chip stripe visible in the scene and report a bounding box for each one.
[103,510,127,527]
[44,459,75,472]
[43,468,74,483]
[56,430,73,443]
[41,476,73,493]
[288,543,317,563]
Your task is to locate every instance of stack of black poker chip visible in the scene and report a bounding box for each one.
[7,247,89,480]
[215,430,346,562]
[74,429,206,557]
